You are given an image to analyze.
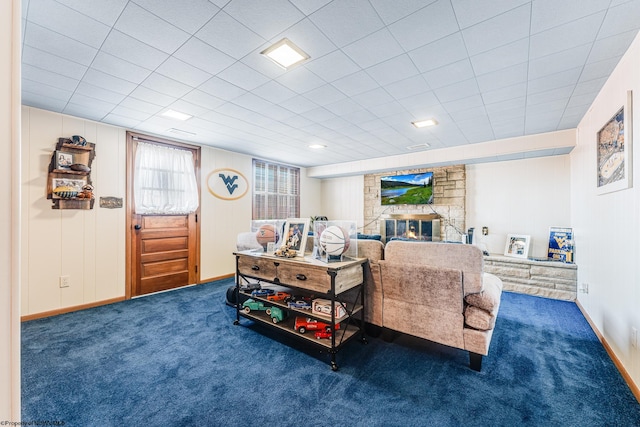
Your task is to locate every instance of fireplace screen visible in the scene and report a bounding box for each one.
[381,214,441,243]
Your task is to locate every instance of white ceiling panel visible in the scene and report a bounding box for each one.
[21,1,640,167]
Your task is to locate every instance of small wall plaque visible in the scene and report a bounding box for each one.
[100,196,123,209]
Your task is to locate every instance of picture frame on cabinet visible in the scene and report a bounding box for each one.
[280,218,309,257]
[504,234,530,259]
[54,151,73,170]
[596,90,633,195]
[50,177,87,197]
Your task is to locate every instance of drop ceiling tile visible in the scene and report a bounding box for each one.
[131,0,220,34]
[572,78,607,96]
[529,13,604,59]
[369,0,435,25]
[279,95,319,114]
[276,66,326,94]
[82,69,138,95]
[67,93,116,112]
[173,37,236,76]
[142,73,193,98]
[23,23,98,66]
[22,64,79,92]
[195,11,266,60]
[526,100,566,115]
[443,94,485,114]
[181,90,227,110]
[156,57,213,88]
[118,97,164,115]
[22,79,73,102]
[22,46,88,80]
[129,85,177,107]
[528,44,590,81]
[366,54,419,87]
[462,4,530,56]
[451,0,530,29]
[598,1,640,39]
[397,90,440,113]
[22,91,68,112]
[217,62,271,92]
[352,88,395,109]
[528,69,581,95]
[589,30,638,63]
[433,78,480,103]
[331,71,380,97]
[103,113,144,129]
[475,62,527,92]
[198,76,247,101]
[323,98,363,116]
[408,32,468,73]
[423,59,475,89]
[301,107,337,123]
[109,105,154,121]
[579,57,620,83]
[300,50,357,84]
[303,84,347,107]
[55,0,128,26]
[75,82,127,104]
[485,97,526,115]
[385,75,431,100]
[369,101,406,119]
[27,0,111,48]
[482,82,527,105]
[114,2,191,54]
[531,0,609,34]
[224,0,305,40]
[252,81,297,104]
[91,52,153,84]
[388,0,458,51]
[470,38,529,76]
[309,0,385,47]
[342,29,404,69]
[101,30,169,70]
[63,103,110,121]
[289,0,332,15]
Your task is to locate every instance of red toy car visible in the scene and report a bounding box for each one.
[314,329,333,339]
[266,291,291,302]
[294,317,339,334]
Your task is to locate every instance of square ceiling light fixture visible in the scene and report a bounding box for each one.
[162,109,192,121]
[412,118,438,128]
[261,38,310,70]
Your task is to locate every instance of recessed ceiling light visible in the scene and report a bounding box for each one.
[162,109,192,121]
[308,144,326,149]
[406,143,430,151]
[412,118,438,128]
[261,38,310,70]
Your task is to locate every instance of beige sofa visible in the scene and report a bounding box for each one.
[356,239,502,371]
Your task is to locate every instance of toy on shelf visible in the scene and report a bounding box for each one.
[242,299,268,313]
[294,317,339,334]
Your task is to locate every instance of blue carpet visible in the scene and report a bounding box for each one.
[22,279,640,426]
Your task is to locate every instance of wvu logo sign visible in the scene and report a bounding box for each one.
[207,168,249,200]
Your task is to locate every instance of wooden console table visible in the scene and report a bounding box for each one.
[233,250,368,370]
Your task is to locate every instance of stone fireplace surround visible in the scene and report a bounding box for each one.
[363,164,466,242]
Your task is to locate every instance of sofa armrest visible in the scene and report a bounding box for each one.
[379,261,464,313]
[464,273,503,313]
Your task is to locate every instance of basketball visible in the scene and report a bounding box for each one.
[256,224,279,247]
[319,226,350,256]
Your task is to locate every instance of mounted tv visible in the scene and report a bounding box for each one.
[380,172,434,205]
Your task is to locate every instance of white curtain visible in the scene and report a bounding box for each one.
[134,142,199,214]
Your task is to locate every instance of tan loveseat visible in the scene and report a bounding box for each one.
[358,239,503,371]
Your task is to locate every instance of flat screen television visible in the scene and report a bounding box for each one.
[380,172,434,205]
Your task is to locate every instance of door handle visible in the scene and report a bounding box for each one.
[134,224,142,230]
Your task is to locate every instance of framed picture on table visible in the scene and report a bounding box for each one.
[281,218,309,257]
[504,234,530,259]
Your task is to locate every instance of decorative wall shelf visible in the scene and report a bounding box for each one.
[47,138,96,210]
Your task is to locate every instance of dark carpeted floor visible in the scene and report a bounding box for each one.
[21,278,640,426]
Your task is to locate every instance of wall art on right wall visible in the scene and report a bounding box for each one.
[597,90,633,195]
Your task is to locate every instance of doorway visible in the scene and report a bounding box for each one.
[126,132,201,298]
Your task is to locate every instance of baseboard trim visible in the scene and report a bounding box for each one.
[21,297,126,322]
[575,299,640,403]
[199,273,234,284]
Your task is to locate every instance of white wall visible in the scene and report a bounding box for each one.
[20,108,323,315]
[2,0,20,420]
[320,175,364,227]
[466,156,572,257]
[571,32,640,390]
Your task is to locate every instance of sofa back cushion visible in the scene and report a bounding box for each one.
[383,241,484,294]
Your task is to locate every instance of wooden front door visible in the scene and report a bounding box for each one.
[126,132,201,298]
[132,214,197,296]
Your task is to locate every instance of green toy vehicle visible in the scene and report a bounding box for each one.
[266,306,287,324]
[242,298,268,314]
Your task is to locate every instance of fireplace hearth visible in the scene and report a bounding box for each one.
[381,213,441,244]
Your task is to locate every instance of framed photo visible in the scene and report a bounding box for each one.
[504,234,530,259]
[55,151,74,170]
[597,90,633,195]
[548,227,574,263]
[281,218,309,257]
[50,177,87,198]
